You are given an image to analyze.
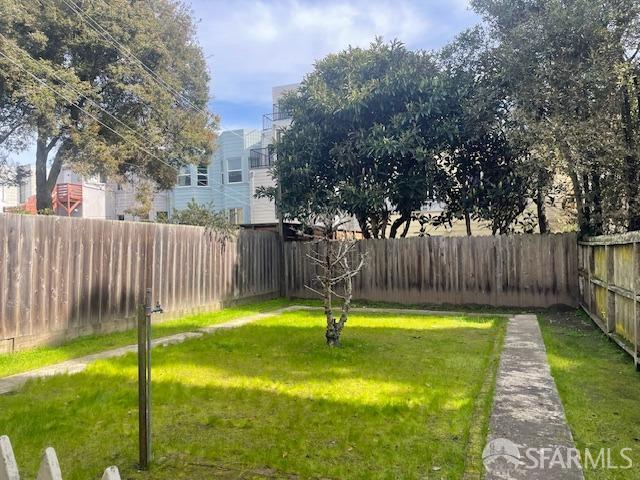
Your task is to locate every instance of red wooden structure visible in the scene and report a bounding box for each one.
[52,183,83,216]
[18,183,83,216]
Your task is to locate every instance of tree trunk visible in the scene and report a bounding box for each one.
[389,211,410,238]
[464,210,472,236]
[400,216,411,237]
[565,152,588,236]
[322,240,340,347]
[35,124,64,213]
[35,130,51,212]
[535,188,549,234]
[355,212,371,239]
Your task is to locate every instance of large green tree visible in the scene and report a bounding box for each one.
[472,0,640,235]
[264,39,449,238]
[435,28,533,235]
[0,0,216,211]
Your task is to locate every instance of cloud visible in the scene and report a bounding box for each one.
[190,0,479,107]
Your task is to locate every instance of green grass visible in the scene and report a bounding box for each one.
[540,310,640,479]
[0,299,292,378]
[0,311,504,479]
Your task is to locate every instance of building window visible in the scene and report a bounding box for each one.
[177,167,191,186]
[227,157,242,183]
[19,181,30,203]
[197,164,208,186]
[228,207,243,224]
[117,214,125,221]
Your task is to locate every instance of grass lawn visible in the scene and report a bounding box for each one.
[0,299,292,378]
[540,310,640,479]
[0,310,504,479]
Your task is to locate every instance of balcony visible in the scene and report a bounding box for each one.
[262,110,292,131]
[53,183,83,216]
[250,147,275,169]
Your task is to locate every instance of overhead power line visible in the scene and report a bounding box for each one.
[0,45,251,208]
[61,0,260,140]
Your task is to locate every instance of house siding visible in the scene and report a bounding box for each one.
[172,129,260,223]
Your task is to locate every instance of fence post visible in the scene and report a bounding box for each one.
[0,435,19,480]
[36,447,62,480]
[137,288,152,470]
[586,244,593,312]
[634,242,640,371]
[605,245,616,334]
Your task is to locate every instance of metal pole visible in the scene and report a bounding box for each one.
[276,181,288,298]
[138,288,152,470]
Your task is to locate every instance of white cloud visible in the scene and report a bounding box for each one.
[191,0,478,106]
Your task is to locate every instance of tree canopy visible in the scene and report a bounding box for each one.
[472,0,640,235]
[260,39,452,238]
[267,1,640,237]
[0,0,217,210]
[166,199,237,237]
[266,38,533,237]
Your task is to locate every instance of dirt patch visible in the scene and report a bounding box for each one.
[537,308,598,333]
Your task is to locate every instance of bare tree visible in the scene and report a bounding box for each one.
[305,216,367,347]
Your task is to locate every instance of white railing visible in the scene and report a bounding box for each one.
[0,435,120,480]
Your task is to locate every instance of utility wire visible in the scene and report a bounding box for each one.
[61,0,261,141]
[61,0,206,116]
[0,45,252,208]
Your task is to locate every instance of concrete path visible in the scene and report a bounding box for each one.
[484,314,583,479]
[0,306,302,395]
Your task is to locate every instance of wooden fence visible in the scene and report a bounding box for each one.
[285,233,579,308]
[0,435,120,479]
[578,232,640,369]
[0,213,282,353]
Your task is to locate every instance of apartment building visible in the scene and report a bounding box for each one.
[4,85,296,224]
[172,129,261,224]
[0,163,20,212]
[106,180,171,222]
[248,83,298,224]
[0,183,19,212]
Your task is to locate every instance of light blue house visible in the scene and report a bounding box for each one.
[171,129,261,224]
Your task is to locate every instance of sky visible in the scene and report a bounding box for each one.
[13,0,479,164]
[194,0,480,130]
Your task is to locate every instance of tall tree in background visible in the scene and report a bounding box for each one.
[436,28,532,235]
[472,0,640,235]
[0,0,216,211]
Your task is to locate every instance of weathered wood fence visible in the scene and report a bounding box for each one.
[578,232,640,368]
[285,233,579,308]
[0,214,282,352]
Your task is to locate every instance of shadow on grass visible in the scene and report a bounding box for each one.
[0,299,293,378]
[1,317,503,480]
[539,310,640,480]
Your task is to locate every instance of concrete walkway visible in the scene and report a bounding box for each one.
[0,306,302,395]
[484,314,583,479]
